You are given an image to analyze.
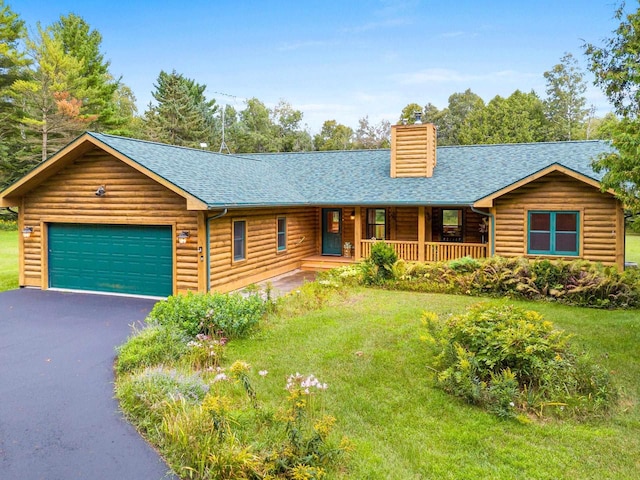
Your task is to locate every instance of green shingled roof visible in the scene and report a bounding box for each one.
[88,132,612,208]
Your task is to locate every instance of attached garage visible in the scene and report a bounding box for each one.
[48,224,173,297]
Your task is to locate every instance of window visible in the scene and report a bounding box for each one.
[527,211,579,256]
[277,217,286,251]
[366,208,386,239]
[441,209,463,242]
[233,220,246,261]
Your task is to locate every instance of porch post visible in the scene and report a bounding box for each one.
[354,207,362,260]
[418,206,425,262]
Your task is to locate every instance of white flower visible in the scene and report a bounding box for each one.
[213,373,228,382]
[509,402,515,407]
[259,370,268,377]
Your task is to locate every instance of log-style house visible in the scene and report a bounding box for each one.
[0,123,625,297]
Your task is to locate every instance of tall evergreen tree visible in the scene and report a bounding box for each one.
[543,53,589,140]
[51,13,121,130]
[0,0,29,188]
[144,70,217,147]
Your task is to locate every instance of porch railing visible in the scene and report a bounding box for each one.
[424,242,487,262]
[359,240,487,263]
[360,240,420,261]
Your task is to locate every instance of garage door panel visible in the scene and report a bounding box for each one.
[48,224,172,297]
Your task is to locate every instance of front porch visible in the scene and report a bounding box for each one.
[359,239,488,262]
[308,205,491,267]
[302,239,488,271]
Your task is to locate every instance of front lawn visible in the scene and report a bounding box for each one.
[0,230,18,292]
[117,287,640,479]
[627,233,640,264]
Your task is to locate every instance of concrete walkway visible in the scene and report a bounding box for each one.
[242,269,318,297]
[0,289,176,480]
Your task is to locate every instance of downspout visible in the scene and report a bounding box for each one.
[470,205,495,256]
[205,208,228,292]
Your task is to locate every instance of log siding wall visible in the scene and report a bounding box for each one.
[493,171,622,267]
[208,207,319,292]
[20,149,199,293]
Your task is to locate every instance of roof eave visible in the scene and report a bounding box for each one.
[473,163,611,208]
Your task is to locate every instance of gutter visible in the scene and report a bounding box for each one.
[205,208,228,292]
[470,205,495,256]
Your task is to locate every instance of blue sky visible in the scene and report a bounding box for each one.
[12,0,625,133]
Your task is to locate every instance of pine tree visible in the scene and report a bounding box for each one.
[51,13,122,130]
[0,0,29,188]
[144,70,217,147]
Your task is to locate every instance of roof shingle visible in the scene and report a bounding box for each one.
[88,132,612,208]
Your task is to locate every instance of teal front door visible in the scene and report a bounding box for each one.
[322,209,342,255]
[48,223,173,297]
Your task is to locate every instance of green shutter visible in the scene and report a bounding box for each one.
[48,224,173,297]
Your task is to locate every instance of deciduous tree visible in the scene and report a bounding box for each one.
[10,24,92,161]
[313,120,353,151]
[355,116,390,149]
[585,3,640,211]
[543,53,589,140]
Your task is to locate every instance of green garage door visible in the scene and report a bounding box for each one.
[48,224,173,297]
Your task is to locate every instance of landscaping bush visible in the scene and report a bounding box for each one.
[148,291,266,338]
[391,256,640,309]
[362,241,398,284]
[421,303,618,419]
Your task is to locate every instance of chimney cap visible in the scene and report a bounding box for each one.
[414,111,422,124]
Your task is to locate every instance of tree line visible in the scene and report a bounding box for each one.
[0,0,637,212]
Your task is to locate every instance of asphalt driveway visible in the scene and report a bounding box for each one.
[0,289,177,480]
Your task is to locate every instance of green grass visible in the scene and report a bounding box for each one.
[627,233,640,265]
[224,289,640,479]
[0,230,18,292]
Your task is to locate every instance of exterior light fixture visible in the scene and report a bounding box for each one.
[22,226,33,239]
[95,185,106,196]
[177,231,190,244]
[350,210,356,220]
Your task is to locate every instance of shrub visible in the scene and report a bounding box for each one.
[0,219,17,231]
[421,303,618,419]
[148,291,266,338]
[116,324,188,374]
[388,256,640,309]
[362,241,398,284]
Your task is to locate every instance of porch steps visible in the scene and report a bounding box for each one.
[301,255,356,272]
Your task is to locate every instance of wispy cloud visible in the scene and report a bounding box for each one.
[440,30,477,39]
[343,17,412,33]
[393,68,538,85]
[277,40,336,51]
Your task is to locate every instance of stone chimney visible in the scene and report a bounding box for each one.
[390,122,437,178]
